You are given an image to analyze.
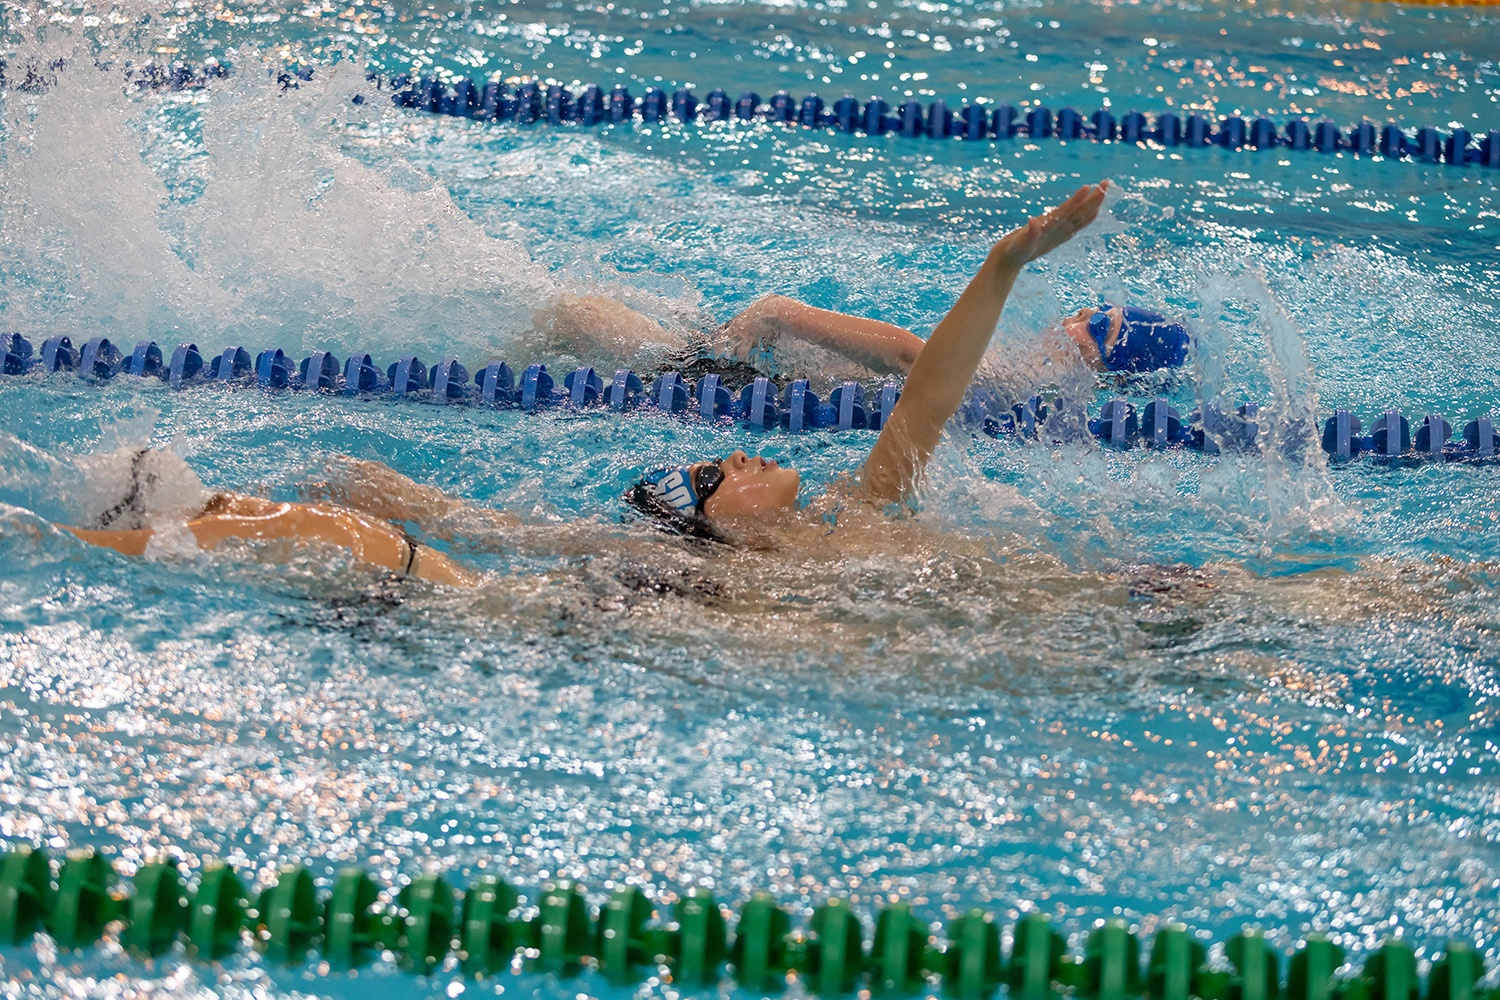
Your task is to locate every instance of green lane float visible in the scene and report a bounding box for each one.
[1,842,1498,997]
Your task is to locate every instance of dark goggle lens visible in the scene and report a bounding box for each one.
[692,462,725,507]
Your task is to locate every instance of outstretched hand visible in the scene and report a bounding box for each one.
[989,181,1109,267]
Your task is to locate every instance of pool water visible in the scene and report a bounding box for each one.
[1,0,1499,997]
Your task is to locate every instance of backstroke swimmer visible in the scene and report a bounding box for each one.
[537,235,1187,381]
[62,182,1113,582]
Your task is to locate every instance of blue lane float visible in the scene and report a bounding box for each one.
[9,58,1494,171]
[375,74,1500,169]
[4,334,1498,464]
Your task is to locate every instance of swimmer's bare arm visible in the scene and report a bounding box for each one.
[64,503,379,557]
[64,498,478,587]
[62,526,153,555]
[722,295,926,375]
[305,458,475,532]
[858,182,1108,504]
[307,458,585,553]
[60,506,312,555]
[313,458,688,560]
[540,290,925,375]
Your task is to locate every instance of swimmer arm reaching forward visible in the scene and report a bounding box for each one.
[64,491,479,587]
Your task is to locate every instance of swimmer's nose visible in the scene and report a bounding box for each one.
[727,450,750,468]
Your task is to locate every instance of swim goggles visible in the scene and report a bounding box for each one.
[644,461,725,517]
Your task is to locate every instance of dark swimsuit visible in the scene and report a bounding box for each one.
[654,331,770,383]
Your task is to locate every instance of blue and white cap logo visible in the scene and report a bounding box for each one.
[645,466,700,516]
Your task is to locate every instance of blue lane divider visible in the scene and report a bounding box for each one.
[211,346,251,381]
[4,334,1500,463]
[385,73,1499,168]
[433,358,470,403]
[44,56,1497,171]
[741,377,780,429]
[169,343,204,388]
[256,348,293,388]
[128,340,165,378]
[41,337,78,373]
[607,369,643,411]
[1198,402,1259,455]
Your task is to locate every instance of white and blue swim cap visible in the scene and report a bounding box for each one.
[642,463,725,517]
[624,460,730,542]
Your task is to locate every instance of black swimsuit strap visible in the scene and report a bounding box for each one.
[398,528,420,578]
[97,449,152,529]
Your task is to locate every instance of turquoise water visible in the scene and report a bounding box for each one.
[1,0,1500,997]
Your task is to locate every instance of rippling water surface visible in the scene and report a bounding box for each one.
[1,0,1499,997]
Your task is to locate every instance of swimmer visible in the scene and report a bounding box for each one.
[536,217,1186,380]
[60,448,479,587]
[62,184,1110,580]
[625,181,1114,540]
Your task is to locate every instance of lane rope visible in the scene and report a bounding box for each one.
[0,842,1493,996]
[4,333,1497,462]
[1,58,1495,168]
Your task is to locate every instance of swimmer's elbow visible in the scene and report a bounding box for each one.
[895,339,922,371]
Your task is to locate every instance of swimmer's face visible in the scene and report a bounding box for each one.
[1062,306,1122,370]
[699,451,800,521]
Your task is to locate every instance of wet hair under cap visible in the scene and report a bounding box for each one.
[622,481,730,545]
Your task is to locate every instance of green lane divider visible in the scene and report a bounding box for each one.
[0,843,1496,997]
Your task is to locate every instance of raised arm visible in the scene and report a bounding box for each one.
[858,182,1109,504]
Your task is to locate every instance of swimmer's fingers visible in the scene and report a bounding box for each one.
[1024,182,1108,257]
[992,181,1109,265]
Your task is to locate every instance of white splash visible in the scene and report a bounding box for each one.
[1,21,559,359]
[1196,270,1350,544]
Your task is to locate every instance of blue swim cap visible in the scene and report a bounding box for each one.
[1088,306,1189,373]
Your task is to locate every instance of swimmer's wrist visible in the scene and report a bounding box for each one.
[984,244,1027,273]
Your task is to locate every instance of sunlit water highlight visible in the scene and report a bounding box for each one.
[1,1,1499,997]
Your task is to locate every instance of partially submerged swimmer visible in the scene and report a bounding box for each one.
[539,239,1186,380]
[61,449,479,587]
[629,181,1113,541]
